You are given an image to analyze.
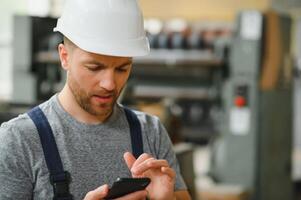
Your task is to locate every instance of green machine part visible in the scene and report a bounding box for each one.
[210,10,293,200]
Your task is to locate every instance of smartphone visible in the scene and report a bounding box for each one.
[104,177,151,199]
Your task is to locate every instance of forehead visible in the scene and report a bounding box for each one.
[72,46,132,65]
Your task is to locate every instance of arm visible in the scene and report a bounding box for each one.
[0,124,33,200]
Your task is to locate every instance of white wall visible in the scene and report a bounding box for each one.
[0,1,26,101]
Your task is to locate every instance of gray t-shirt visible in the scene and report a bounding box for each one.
[0,95,186,200]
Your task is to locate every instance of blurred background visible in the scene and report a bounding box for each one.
[0,0,301,199]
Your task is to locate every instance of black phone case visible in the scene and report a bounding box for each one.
[104,177,151,199]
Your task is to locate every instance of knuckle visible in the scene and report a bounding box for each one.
[146,158,156,166]
[158,159,168,165]
[141,153,150,157]
[163,160,169,166]
[146,160,154,167]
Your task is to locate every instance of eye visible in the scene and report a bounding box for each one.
[116,65,130,72]
[117,68,127,72]
[87,68,98,72]
[85,65,101,72]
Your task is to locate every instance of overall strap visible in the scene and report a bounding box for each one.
[28,106,73,200]
[123,107,144,159]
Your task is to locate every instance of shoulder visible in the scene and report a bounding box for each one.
[118,105,170,153]
[0,113,36,143]
[119,105,163,131]
[135,109,160,124]
[0,97,55,152]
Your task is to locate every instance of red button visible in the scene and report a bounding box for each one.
[234,96,246,107]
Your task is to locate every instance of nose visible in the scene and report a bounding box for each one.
[98,69,116,91]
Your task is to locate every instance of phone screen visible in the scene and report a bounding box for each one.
[104,177,151,199]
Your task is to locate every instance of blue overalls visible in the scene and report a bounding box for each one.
[28,106,143,200]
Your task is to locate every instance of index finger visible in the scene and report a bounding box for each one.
[132,158,169,175]
[84,184,109,200]
[131,153,152,169]
[123,152,136,170]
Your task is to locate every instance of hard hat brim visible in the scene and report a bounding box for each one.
[54,26,150,57]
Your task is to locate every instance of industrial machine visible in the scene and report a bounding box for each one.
[210,10,293,200]
[123,20,232,144]
[293,17,301,199]
[124,49,226,143]
[12,15,64,105]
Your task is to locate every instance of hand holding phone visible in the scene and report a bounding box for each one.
[104,177,151,199]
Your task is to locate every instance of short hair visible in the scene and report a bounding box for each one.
[63,36,76,51]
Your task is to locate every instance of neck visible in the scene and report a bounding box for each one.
[58,84,110,124]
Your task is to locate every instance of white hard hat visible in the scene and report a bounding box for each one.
[54,0,150,57]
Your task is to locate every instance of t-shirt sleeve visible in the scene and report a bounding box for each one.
[145,116,187,191]
[0,123,33,200]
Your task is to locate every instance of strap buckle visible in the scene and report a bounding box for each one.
[50,171,73,200]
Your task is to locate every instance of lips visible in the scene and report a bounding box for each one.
[92,94,114,104]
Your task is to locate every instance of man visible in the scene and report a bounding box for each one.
[0,0,191,200]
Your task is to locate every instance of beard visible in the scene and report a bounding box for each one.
[67,75,118,118]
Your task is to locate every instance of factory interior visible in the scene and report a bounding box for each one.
[1,0,301,200]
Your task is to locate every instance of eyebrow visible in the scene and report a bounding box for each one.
[84,60,105,67]
[117,61,132,68]
[84,60,132,68]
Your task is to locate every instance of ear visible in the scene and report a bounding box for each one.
[58,43,70,70]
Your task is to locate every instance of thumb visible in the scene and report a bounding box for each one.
[84,184,109,200]
[123,152,136,170]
